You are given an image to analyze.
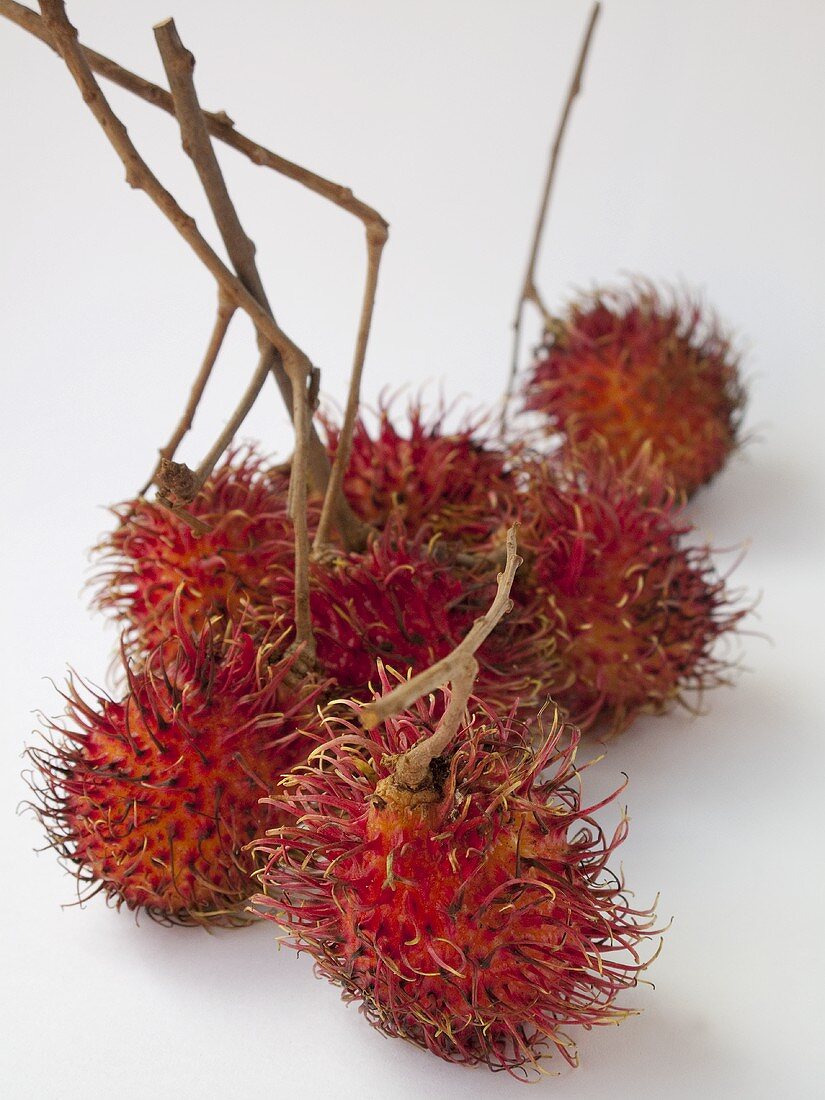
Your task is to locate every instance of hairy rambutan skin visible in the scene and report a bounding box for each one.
[515,445,745,735]
[28,620,326,925]
[322,400,516,544]
[94,448,299,659]
[523,283,746,495]
[254,685,658,1077]
[274,521,555,717]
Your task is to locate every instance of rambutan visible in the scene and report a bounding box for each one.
[28,618,326,925]
[94,448,298,658]
[274,520,554,717]
[322,400,515,544]
[522,283,746,495]
[515,445,745,734]
[253,681,658,1077]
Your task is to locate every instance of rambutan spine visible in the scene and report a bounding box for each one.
[522,281,747,495]
[253,533,660,1076]
[93,446,299,660]
[321,398,517,545]
[513,443,747,734]
[27,609,327,926]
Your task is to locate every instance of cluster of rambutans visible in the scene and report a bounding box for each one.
[29,281,746,1078]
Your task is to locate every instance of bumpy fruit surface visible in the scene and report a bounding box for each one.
[523,283,745,495]
[516,445,744,735]
[254,683,658,1077]
[95,448,297,658]
[275,520,554,717]
[323,400,515,544]
[29,619,324,924]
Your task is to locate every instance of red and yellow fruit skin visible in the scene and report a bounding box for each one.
[29,617,326,925]
[273,520,556,718]
[523,283,746,495]
[94,448,299,659]
[254,685,658,1078]
[322,400,516,544]
[515,445,745,736]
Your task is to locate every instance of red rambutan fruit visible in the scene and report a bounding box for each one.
[253,681,659,1077]
[94,447,299,658]
[522,282,746,495]
[515,445,746,735]
[322,400,515,544]
[28,618,326,925]
[274,521,555,717]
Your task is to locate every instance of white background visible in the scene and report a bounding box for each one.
[2,1,824,1097]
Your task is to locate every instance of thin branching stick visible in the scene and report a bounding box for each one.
[37,1,313,473]
[154,19,272,313]
[0,3,386,235]
[501,1,601,432]
[2,0,388,548]
[155,16,314,635]
[288,371,314,652]
[140,290,235,495]
[361,526,522,767]
[314,224,386,550]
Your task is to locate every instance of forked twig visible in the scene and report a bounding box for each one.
[362,526,521,788]
[2,0,388,549]
[0,3,386,233]
[35,0,320,635]
[37,1,309,408]
[154,18,316,644]
[501,1,601,431]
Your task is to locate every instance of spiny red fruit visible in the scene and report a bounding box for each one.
[516,445,745,735]
[254,682,658,1077]
[523,283,746,495]
[29,619,325,925]
[322,400,515,544]
[276,521,555,717]
[94,448,297,658]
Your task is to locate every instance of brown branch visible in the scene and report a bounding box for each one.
[501,1,601,431]
[287,364,314,653]
[155,18,316,643]
[314,224,386,551]
[196,346,275,486]
[0,2,387,233]
[155,496,212,538]
[361,525,522,739]
[36,1,325,499]
[2,0,387,548]
[140,290,235,495]
[154,19,272,316]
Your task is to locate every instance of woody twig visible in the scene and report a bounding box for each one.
[501,2,601,432]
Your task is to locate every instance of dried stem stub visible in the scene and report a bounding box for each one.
[502,1,601,430]
[366,526,522,794]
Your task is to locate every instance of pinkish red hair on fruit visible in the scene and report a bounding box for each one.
[513,442,746,735]
[254,679,659,1077]
[28,612,326,925]
[522,282,746,495]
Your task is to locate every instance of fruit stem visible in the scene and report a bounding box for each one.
[392,657,479,790]
[362,526,521,785]
[501,1,601,434]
